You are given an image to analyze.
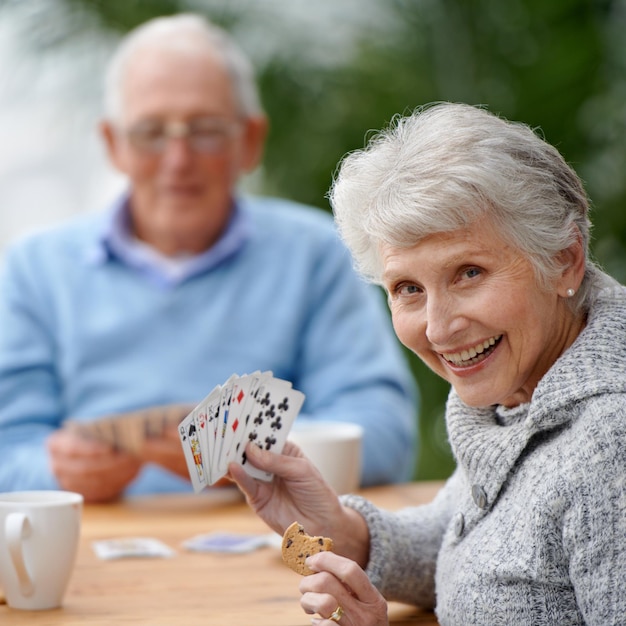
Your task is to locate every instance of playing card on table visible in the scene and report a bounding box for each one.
[92,537,175,560]
[181,531,277,554]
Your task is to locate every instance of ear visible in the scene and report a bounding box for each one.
[238,115,269,173]
[99,120,127,174]
[556,226,586,297]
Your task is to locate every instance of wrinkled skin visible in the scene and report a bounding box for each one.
[229,442,388,625]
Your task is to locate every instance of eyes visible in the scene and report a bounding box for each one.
[123,117,241,154]
[393,283,422,297]
[387,266,483,300]
[462,267,481,279]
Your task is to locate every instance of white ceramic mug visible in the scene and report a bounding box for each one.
[288,421,363,494]
[0,490,83,610]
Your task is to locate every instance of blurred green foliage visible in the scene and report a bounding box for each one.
[23,0,626,480]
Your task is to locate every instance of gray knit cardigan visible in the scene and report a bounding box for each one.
[343,285,626,625]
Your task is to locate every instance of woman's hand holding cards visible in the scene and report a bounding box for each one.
[228,441,371,568]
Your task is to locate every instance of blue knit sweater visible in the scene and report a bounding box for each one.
[0,195,418,495]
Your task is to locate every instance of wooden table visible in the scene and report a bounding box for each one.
[0,481,443,625]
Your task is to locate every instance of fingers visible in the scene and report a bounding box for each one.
[246,443,334,496]
[306,552,378,601]
[301,584,386,626]
[243,442,309,478]
[228,442,349,543]
[228,442,318,498]
[51,449,139,483]
[227,460,260,498]
[281,440,308,458]
[300,552,388,626]
[47,429,112,458]
[140,436,188,478]
[46,430,141,502]
[300,589,340,620]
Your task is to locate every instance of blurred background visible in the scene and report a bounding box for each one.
[1,0,625,480]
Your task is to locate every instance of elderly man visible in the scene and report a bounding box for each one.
[0,14,418,502]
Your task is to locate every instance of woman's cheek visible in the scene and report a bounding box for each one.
[391,309,421,353]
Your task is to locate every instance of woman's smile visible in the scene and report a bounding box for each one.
[440,335,502,367]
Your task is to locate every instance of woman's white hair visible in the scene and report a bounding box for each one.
[103,13,263,121]
[330,102,609,313]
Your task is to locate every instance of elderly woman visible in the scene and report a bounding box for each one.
[229,102,626,625]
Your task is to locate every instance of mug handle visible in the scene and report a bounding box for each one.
[5,512,35,597]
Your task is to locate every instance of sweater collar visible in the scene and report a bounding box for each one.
[86,193,251,287]
[446,284,626,509]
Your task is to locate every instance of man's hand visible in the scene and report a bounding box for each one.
[139,424,190,479]
[46,429,142,503]
[140,425,232,487]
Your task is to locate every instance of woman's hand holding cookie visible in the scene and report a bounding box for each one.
[231,443,383,624]
[282,521,334,576]
[300,550,389,626]
[280,522,387,625]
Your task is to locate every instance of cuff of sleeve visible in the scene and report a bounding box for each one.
[340,493,392,591]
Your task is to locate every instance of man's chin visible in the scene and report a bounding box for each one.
[156,219,220,255]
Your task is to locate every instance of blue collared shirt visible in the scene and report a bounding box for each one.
[94,196,250,287]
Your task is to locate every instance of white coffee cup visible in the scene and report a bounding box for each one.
[0,490,83,610]
[288,421,363,494]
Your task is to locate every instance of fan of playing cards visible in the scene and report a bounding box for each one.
[178,371,305,492]
[63,404,195,455]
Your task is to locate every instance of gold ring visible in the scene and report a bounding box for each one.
[329,605,344,622]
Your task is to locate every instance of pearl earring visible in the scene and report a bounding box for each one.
[566,288,575,297]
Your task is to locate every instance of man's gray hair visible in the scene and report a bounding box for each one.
[103,13,263,121]
[330,102,611,313]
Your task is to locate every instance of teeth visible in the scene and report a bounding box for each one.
[443,336,501,366]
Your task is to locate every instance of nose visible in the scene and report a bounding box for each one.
[160,136,195,171]
[424,291,468,346]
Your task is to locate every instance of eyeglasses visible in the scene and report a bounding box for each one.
[123,117,242,154]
